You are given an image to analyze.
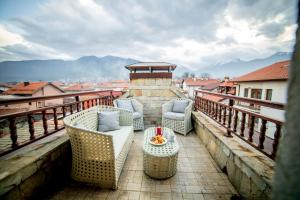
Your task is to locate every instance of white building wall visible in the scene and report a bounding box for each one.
[236,81,287,138]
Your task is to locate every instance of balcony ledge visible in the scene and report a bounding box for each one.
[0,130,71,199]
[192,111,274,199]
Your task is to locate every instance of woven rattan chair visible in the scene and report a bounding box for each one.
[114,98,144,130]
[162,98,193,135]
[63,105,134,189]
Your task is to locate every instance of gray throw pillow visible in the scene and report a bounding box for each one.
[172,100,189,113]
[117,99,134,112]
[98,111,120,132]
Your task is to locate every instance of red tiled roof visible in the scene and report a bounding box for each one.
[202,82,221,90]
[234,60,289,82]
[64,84,93,91]
[202,94,224,102]
[184,78,220,87]
[5,82,50,95]
[219,81,235,87]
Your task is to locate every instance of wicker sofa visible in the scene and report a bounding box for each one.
[63,105,134,189]
[113,98,144,130]
[162,98,193,135]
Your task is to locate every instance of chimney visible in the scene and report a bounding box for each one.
[24,82,30,86]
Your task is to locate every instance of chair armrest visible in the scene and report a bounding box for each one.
[184,100,193,116]
[162,101,173,113]
[118,108,134,126]
[132,99,143,114]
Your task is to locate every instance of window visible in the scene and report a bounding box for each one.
[266,89,272,101]
[244,88,249,97]
[251,89,262,99]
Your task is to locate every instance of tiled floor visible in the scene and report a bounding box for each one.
[47,129,238,200]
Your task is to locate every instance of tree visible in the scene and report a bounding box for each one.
[199,73,211,79]
[182,72,190,78]
[190,73,195,78]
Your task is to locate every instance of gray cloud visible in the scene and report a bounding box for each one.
[0,0,297,67]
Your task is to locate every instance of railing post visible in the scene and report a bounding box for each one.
[233,110,238,132]
[218,104,222,122]
[53,108,58,130]
[222,106,226,125]
[70,104,73,114]
[75,96,80,112]
[259,119,267,149]
[271,124,282,158]
[240,113,246,137]
[81,101,85,110]
[27,114,35,140]
[226,99,234,136]
[62,106,66,117]
[248,115,255,142]
[42,110,48,135]
[9,117,18,148]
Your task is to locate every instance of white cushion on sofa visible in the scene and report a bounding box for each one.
[106,125,133,157]
[133,112,142,119]
[163,112,185,120]
[117,99,134,112]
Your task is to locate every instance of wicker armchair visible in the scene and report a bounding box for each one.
[63,105,134,189]
[114,98,144,130]
[162,98,193,135]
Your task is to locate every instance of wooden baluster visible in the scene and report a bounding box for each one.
[27,114,35,140]
[215,103,218,119]
[91,99,94,107]
[42,110,48,135]
[62,106,66,117]
[95,98,98,106]
[222,106,226,125]
[99,98,102,105]
[248,115,255,142]
[9,117,18,147]
[233,110,238,132]
[81,101,85,110]
[53,108,58,130]
[75,96,80,112]
[240,112,246,137]
[70,104,73,114]
[218,105,222,122]
[211,102,214,117]
[271,124,281,158]
[87,100,90,108]
[259,119,267,149]
[227,99,234,136]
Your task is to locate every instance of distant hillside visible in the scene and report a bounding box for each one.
[196,52,292,78]
[0,52,292,82]
[0,56,139,82]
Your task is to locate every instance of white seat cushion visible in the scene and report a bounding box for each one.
[106,125,133,158]
[133,112,142,119]
[163,112,185,120]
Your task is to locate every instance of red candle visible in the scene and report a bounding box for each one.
[156,127,162,136]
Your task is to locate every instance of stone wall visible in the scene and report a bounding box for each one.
[129,78,180,125]
[192,111,274,199]
[0,130,71,200]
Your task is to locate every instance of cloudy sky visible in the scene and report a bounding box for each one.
[0,0,298,68]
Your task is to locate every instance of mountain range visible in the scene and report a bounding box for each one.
[0,52,292,82]
[194,52,292,78]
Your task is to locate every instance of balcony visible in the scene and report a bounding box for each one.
[0,89,279,199]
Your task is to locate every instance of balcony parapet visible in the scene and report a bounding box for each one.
[192,111,273,199]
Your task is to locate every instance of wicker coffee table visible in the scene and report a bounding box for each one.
[143,127,179,179]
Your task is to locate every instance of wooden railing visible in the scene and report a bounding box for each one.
[0,90,115,156]
[194,90,285,159]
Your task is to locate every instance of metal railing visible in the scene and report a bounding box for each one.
[0,90,116,156]
[194,90,284,159]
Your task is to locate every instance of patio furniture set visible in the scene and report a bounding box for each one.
[63,98,192,189]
